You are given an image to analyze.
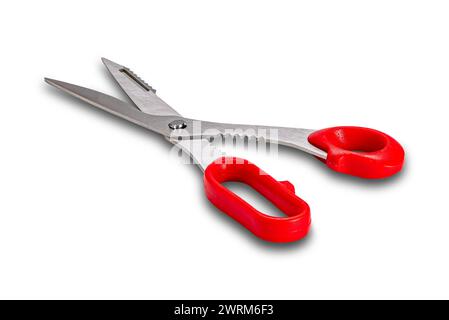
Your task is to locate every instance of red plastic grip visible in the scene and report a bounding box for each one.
[308,126,405,179]
[203,157,311,242]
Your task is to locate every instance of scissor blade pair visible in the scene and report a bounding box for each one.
[102,58,181,117]
[45,78,170,136]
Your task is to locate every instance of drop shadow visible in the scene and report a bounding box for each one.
[200,190,315,251]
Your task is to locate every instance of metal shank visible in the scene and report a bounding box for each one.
[165,117,328,159]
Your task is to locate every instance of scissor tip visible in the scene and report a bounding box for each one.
[44,77,59,84]
[101,57,121,69]
[44,78,67,90]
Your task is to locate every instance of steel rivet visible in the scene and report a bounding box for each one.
[168,120,187,130]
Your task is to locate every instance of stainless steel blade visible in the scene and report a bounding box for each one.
[44,78,176,137]
[102,58,181,116]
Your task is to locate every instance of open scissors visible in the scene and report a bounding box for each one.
[45,58,405,243]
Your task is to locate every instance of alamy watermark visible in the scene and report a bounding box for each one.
[168,120,279,167]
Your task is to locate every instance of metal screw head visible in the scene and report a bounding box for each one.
[168,119,187,130]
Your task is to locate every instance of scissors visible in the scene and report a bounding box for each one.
[45,58,405,243]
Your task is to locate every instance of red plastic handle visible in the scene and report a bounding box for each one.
[308,126,405,179]
[203,157,311,242]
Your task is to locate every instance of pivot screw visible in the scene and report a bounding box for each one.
[168,120,187,130]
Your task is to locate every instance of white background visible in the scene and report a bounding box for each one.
[1,1,448,299]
